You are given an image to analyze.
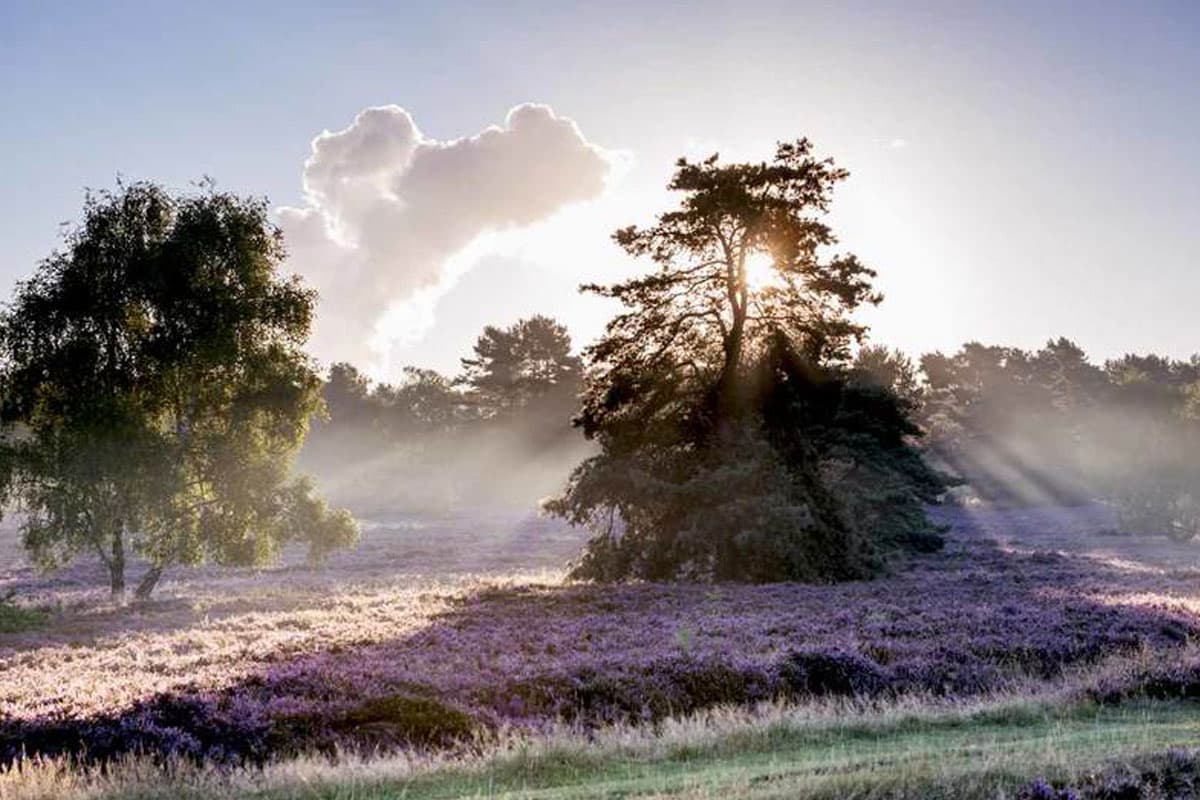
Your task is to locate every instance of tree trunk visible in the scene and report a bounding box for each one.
[109,528,126,603]
[133,566,163,602]
[715,311,747,426]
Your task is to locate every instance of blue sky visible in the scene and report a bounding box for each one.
[2,1,1198,377]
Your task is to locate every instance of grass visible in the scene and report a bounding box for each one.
[6,695,1200,800]
[269,700,1200,799]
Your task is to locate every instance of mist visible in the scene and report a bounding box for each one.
[912,341,1200,537]
[298,396,595,516]
[296,315,594,520]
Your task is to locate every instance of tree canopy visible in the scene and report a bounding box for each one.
[0,181,358,600]
[548,141,948,583]
[459,315,581,418]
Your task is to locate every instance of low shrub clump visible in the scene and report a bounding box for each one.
[0,592,47,633]
[0,688,482,767]
[1088,652,1200,705]
[334,694,480,747]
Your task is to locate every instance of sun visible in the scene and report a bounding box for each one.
[743,252,779,290]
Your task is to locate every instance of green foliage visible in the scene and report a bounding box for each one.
[0,181,358,598]
[557,421,872,583]
[335,694,480,747]
[549,140,945,583]
[310,315,582,446]
[0,592,47,633]
[318,363,470,443]
[769,340,951,556]
[459,314,581,418]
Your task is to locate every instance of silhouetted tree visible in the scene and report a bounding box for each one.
[459,315,581,417]
[582,141,879,426]
[0,182,358,601]
[324,363,374,426]
[548,141,944,582]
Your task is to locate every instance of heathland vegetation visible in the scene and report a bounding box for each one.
[2,141,1200,798]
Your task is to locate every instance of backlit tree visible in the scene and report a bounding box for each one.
[0,181,358,600]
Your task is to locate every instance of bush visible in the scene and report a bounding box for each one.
[0,592,47,633]
[1112,484,1200,542]
[560,422,875,584]
[335,694,480,747]
[777,649,891,697]
[1018,778,1080,800]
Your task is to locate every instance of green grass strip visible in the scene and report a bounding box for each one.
[244,700,1200,800]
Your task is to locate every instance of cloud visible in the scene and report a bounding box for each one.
[278,104,614,372]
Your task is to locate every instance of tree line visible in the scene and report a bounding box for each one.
[912,339,1200,538]
[299,316,587,512]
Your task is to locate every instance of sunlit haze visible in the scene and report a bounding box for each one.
[7,5,1200,796]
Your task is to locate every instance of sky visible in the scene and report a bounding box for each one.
[1,1,1198,380]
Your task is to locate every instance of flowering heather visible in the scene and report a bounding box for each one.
[1019,749,1200,800]
[2,504,1200,765]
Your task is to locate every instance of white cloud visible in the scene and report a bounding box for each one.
[278,103,615,373]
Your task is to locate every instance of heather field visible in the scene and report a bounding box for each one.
[2,504,1200,798]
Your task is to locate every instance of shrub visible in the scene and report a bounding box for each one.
[776,649,891,697]
[0,592,47,633]
[335,694,480,747]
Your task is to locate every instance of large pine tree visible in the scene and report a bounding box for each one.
[548,140,948,583]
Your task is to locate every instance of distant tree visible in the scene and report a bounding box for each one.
[298,315,588,514]
[1105,353,1192,387]
[918,339,1200,536]
[377,367,467,435]
[1102,356,1200,539]
[918,341,1073,503]
[548,140,945,582]
[459,315,581,417]
[323,363,375,426]
[850,346,923,406]
[1033,337,1107,413]
[0,181,358,601]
